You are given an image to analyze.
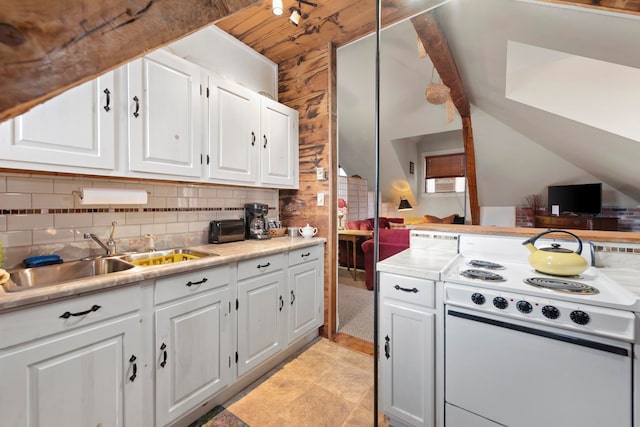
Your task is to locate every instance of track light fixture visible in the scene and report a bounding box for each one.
[272,0,283,16]
[288,0,317,26]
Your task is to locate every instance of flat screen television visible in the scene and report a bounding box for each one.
[547,183,602,216]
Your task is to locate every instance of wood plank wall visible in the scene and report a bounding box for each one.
[278,44,337,338]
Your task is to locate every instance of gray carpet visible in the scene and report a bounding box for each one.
[337,281,374,342]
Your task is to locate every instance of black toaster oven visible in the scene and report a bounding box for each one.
[208,219,245,243]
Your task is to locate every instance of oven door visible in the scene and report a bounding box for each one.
[445,306,632,427]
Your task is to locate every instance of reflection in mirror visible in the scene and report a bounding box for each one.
[342,0,640,233]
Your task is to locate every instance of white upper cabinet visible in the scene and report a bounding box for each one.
[260,97,299,188]
[206,75,299,188]
[0,72,116,173]
[206,76,260,184]
[126,50,202,178]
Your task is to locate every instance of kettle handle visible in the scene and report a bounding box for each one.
[522,229,583,255]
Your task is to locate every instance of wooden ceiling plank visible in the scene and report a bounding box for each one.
[537,0,640,15]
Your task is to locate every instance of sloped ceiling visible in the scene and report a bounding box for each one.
[436,0,640,202]
[338,0,640,208]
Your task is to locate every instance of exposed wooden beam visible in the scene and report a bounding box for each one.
[462,116,480,225]
[0,0,261,122]
[411,12,470,118]
[411,11,479,224]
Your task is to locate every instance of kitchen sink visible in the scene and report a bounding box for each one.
[120,248,217,266]
[4,257,136,293]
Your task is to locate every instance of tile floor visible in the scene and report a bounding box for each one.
[224,338,388,427]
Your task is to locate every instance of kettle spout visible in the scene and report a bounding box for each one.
[522,238,537,254]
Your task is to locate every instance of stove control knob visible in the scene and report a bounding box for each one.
[493,297,508,310]
[570,310,590,325]
[471,293,486,305]
[542,305,560,319]
[516,300,533,314]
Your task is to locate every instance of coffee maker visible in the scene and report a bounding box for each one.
[244,203,270,240]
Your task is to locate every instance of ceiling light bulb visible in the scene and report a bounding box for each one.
[272,0,283,16]
[290,9,301,26]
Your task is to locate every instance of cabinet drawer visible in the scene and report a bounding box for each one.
[238,253,285,281]
[288,245,323,267]
[0,285,140,350]
[154,264,231,305]
[380,272,435,308]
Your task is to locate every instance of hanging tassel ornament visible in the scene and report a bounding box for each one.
[425,66,455,123]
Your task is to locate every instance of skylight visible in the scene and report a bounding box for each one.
[505,40,640,143]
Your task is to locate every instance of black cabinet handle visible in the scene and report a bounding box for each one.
[301,252,310,258]
[103,88,111,112]
[251,131,256,146]
[257,262,271,269]
[206,154,210,165]
[186,278,208,287]
[133,96,140,118]
[129,355,137,382]
[394,285,419,293]
[60,304,101,319]
[384,335,391,359]
[160,343,168,368]
[290,290,295,305]
[279,295,284,312]
[263,135,268,148]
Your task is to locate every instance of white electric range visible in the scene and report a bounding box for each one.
[442,233,639,427]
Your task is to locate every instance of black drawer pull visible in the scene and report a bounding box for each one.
[160,343,168,368]
[129,355,137,382]
[257,262,271,269]
[301,252,311,258]
[186,278,208,287]
[60,304,101,319]
[394,285,419,293]
[133,96,140,118]
[251,131,256,146]
[263,135,268,148]
[279,295,284,311]
[103,88,111,111]
[290,290,295,305]
[384,335,391,359]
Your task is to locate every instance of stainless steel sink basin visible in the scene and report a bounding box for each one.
[121,248,217,266]
[4,257,136,293]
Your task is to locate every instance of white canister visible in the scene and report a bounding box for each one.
[299,224,318,238]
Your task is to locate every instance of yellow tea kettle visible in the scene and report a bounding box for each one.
[522,229,588,276]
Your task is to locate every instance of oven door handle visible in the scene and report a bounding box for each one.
[447,310,630,357]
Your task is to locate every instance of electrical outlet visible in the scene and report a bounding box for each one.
[316,167,325,180]
[317,192,325,206]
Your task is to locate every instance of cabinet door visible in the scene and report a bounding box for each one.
[259,97,299,188]
[0,72,115,172]
[237,270,286,377]
[380,298,435,427]
[0,314,142,427]
[127,50,202,177]
[288,259,323,343]
[206,76,260,184]
[155,287,232,426]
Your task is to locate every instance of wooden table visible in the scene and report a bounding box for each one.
[338,229,373,281]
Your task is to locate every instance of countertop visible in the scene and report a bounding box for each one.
[0,237,326,313]
[377,248,458,281]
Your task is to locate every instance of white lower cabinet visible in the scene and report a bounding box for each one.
[0,285,142,427]
[153,266,232,427]
[236,253,287,377]
[287,245,324,343]
[379,272,436,427]
[0,244,325,427]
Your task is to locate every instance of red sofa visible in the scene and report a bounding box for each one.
[361,228,410,290]
[338,217,404,270]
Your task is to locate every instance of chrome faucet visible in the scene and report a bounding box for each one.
[84,221,118,255]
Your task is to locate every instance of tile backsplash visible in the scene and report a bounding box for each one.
[0,173,278,269]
